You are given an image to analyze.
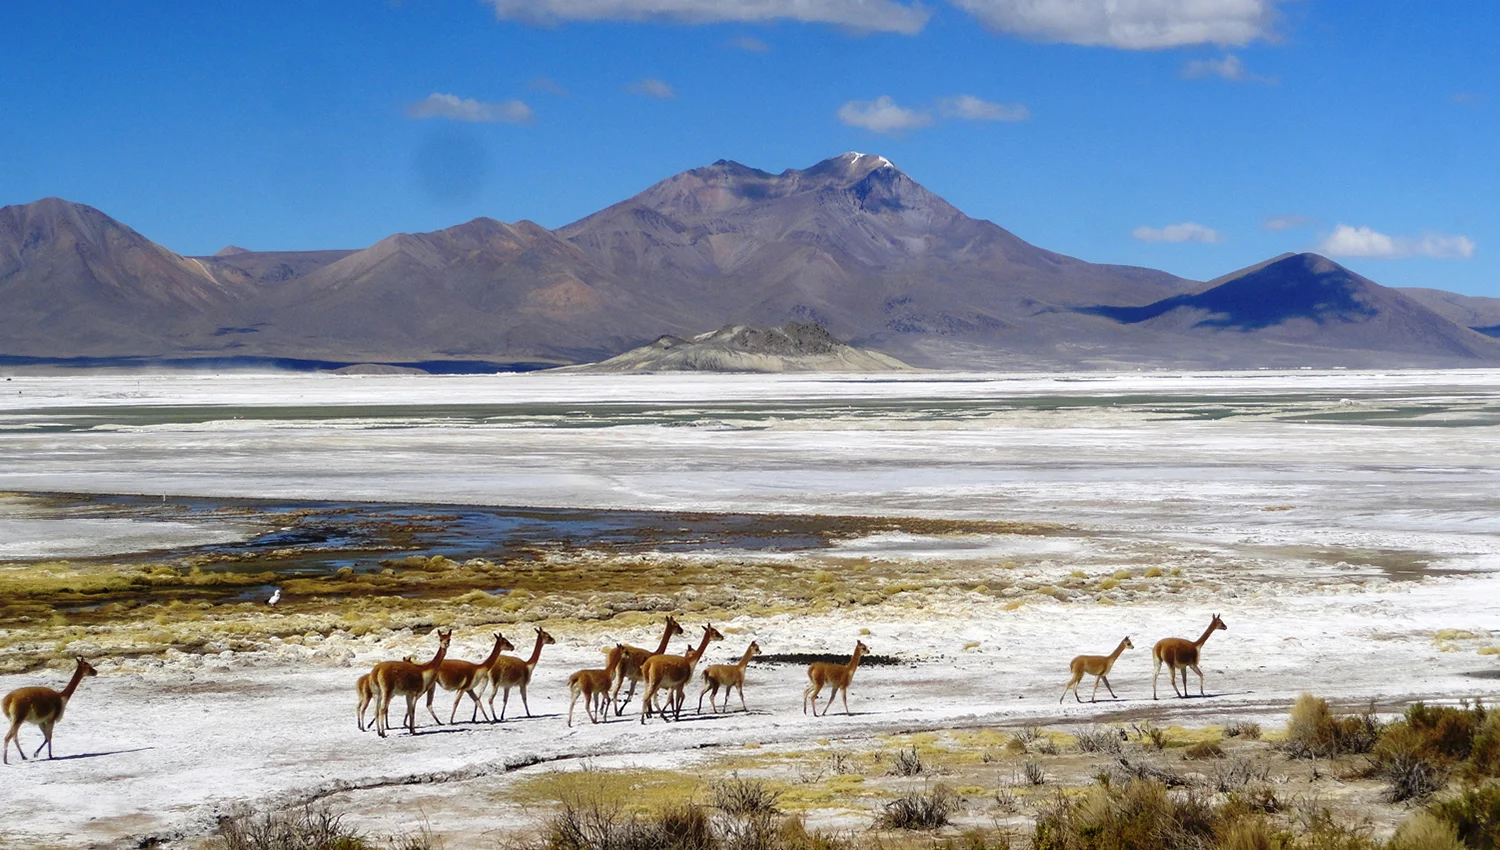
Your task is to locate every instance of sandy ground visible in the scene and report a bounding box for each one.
[1,370,1499,848]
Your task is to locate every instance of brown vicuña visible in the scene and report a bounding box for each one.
[1153,614,1227,699]
[639,623,724,723]
[425,632,515,725]
[356,654,413,732]
[3,655,97,764]
[803,640,869,717]
[567,644,625,727]
[487,626,555,721]
[1059,636,1133,704]
[610,615,684,716]
[371,629,451,737]
[697,640,761,714]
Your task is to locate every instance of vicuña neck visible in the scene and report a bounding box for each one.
[526,633,547,667]
[60,663,87,701]
[420,639,448,671]
[479,636,507,668]
[735,645,757,668]
[1109,639,1130,661]
[653,621,678,655]
[1194,621,1218,647]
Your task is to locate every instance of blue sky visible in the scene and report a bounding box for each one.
[1,1,1495,294]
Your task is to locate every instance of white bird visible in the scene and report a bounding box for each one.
[267,588,282,606]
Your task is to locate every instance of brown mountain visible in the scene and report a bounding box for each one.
[0,197,242,356]
[559,152,1191,365]
[3,157,1498,371]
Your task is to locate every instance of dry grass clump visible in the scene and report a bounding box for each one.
[711,778,782,817]
[878,785,960,830]
[1021,761,1048,786]
[1226,720,1263,741]
[1184,741,1226,761]
[1282,695,1382,759]
[207,804,436,850]
[1384,812,1464,850]
[1075,727,1126,755]
[888,747,928,777]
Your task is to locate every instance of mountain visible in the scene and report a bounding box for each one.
[0,197,242,356]
[568,322,912,373]
[559,152,1191,366]
[1080,253,1500,366]
[1400,288,1500,337]
[3,157,1499,371]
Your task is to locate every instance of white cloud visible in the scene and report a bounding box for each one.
[629,78,677,98]
[1317,224,1475,260]
[406,93,534,123]
[938,94,1029,122]
[731,35,771,52]
[1180,53,1274,83]
[481,0,930,34]
[1262,214,1310,232]
[837,96,932,133]
[950,0,1278,49]
[1132,222,1225,243]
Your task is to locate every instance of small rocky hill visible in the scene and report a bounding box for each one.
[567,323,912,373]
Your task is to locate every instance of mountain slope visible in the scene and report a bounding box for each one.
[1400,288,1500,336]
[235,217,686,363]
[0,198,243,356]
[1081,253,1500,363]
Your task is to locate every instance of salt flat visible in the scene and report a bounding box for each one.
[0,369,1497,848]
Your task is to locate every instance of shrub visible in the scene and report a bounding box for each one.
[1385,813,1464,850]
[1426,782,1500,850]
[1469,711,1500,780]
[209,805,375,850]
[1132,722,1167,751]
[1283,695,1381,758]
[1032,779,1216,850]
[1379,703,1486,765]
[1217,817,1287,850]
[1380,751,1449,803]
[1226,720,1263,740]
[1076,726,1125,755]
[888,747,926,777]
[711,778,781,817]
[878,785,959,830]
[1183,741,1225,760]
[1022,761,1047,786]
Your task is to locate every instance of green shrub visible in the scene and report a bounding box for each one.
[1426,782,1500,850]
[208,804,377,850]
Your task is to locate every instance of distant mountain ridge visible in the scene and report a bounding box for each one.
[2,154,1497,371]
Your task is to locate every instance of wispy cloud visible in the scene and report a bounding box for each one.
[938,94,1029,122]
[1450,92,1488,106]
[1317,224,1475,260]
[731,35,771,52]
[1262,214,1310,232]
[481,0,930,34]
[837,96,932,133]
[406,93,534,124]
[628,78,677,99]
[949,0,1280,49]
[528,77,571,97]
[839,93,1029,133]
[1180,54,1274,83]
[1132,222,1225,243]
